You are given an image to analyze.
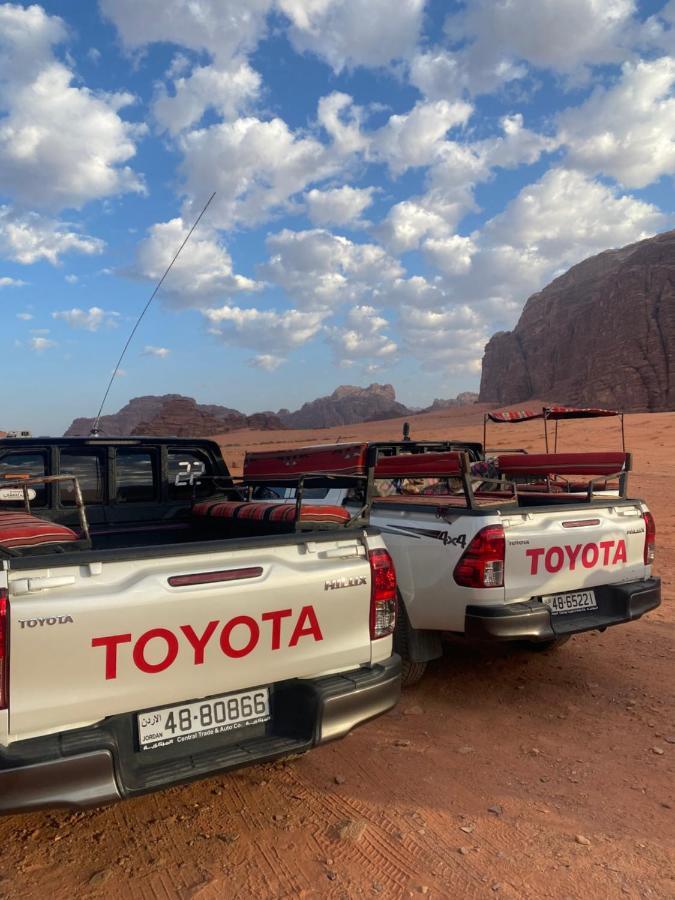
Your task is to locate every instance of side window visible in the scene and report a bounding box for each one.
[167,449,212,501]
[116,449,156,503]
[59,450,106,506]
[0,451,47,507]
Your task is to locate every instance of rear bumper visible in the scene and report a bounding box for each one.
[465,578,661,642]
[0,654,401,815]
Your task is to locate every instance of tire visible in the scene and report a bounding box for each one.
[526,635,572,652]
[394,599,428,687]
[400,657,428,688]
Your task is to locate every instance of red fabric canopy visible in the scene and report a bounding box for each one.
[543,406,620,420]
[486,408,543,423]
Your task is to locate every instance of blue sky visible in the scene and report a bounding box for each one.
[2,0,675,434]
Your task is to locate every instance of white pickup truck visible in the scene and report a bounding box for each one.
[251,442,661,685]
[0,436,400,813]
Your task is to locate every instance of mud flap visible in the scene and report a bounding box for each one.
[396,601,442,663]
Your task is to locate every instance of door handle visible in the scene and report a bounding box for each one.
[11,575,76,595]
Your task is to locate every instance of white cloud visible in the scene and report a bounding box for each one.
[100,0,273,66]
[204,303,328,360]
[559,57,675,188]
[445,0,636,85]
[278,0,425,71]
[154,61,261,134]
[326,305,397,367]
[131,218,260,306]
[179,116,338,230]
[0,275,25,288]
[52,307,119,332]
[29,335,56,352]
[372,100,473,174]
[16,311,33,319]
[422,234,477,276]
[377,199,452,254]
[0,206,104,265]
[317,92,368,156]
[262,228,403,308]
[64,274,78,284]
[484,167,664,270]
[142,345,170,358]
[0,3,144,209]
[305,186,374,227]
[249,353,284,371]
[409,50,465,102]
[400,305,488,374]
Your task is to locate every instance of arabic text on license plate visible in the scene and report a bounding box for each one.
[542,590,597,615]
[137,687,270,751]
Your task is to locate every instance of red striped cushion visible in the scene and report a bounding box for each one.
[193,500,350,525]
[497,452,627,477]
[0,511,78,549]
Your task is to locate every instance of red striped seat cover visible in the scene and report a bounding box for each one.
[0,511,78,549]
[193,500,351,525]
[497,452,628,477]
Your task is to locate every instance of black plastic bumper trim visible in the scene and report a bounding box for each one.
[464,578,661,642]
[0,750,120,814]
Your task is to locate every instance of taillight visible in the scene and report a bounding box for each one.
[368,548,397,639]
[453,525,505,588]
[643,511,656,565]
[0,589,8,710]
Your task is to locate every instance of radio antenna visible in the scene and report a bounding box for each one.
[90,191,216,436]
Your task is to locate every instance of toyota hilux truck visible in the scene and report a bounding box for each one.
[0,436,400,813]
[247,442,660,686]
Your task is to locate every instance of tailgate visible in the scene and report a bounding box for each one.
[7,536,373,739]
[503,502,648,602]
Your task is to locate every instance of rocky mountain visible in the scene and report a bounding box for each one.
[65,395,284,437]
[479,230,675,411]
[64,382,479,438]
[422,392,479,412]
[277,384,409,428]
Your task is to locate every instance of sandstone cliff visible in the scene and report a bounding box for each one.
[479,230,675,411]
[278,384,409,428]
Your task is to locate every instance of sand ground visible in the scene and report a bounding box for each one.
[1,405,673,899]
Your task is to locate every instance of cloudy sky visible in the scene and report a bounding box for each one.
[2,1,674,433]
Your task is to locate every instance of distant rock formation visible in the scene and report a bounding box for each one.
[422,392,479,412]
[479,230,675,411]
[64,382,480,437]
[65,395,284,437]
[278,384,410,428]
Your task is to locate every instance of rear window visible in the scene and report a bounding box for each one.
[116,449,156,503]
[167,449,213,501]
[59,450,106,505]
[0,451,47,507]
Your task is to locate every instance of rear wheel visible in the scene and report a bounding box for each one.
[394,600,428,687]
[526,635,572,652]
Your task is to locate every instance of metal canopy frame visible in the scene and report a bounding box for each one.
[484,405,625,454]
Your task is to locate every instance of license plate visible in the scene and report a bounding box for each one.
[137,687,270,751]
[542,590,597,615]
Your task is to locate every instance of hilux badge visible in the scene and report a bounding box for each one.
[325,576,367,590]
